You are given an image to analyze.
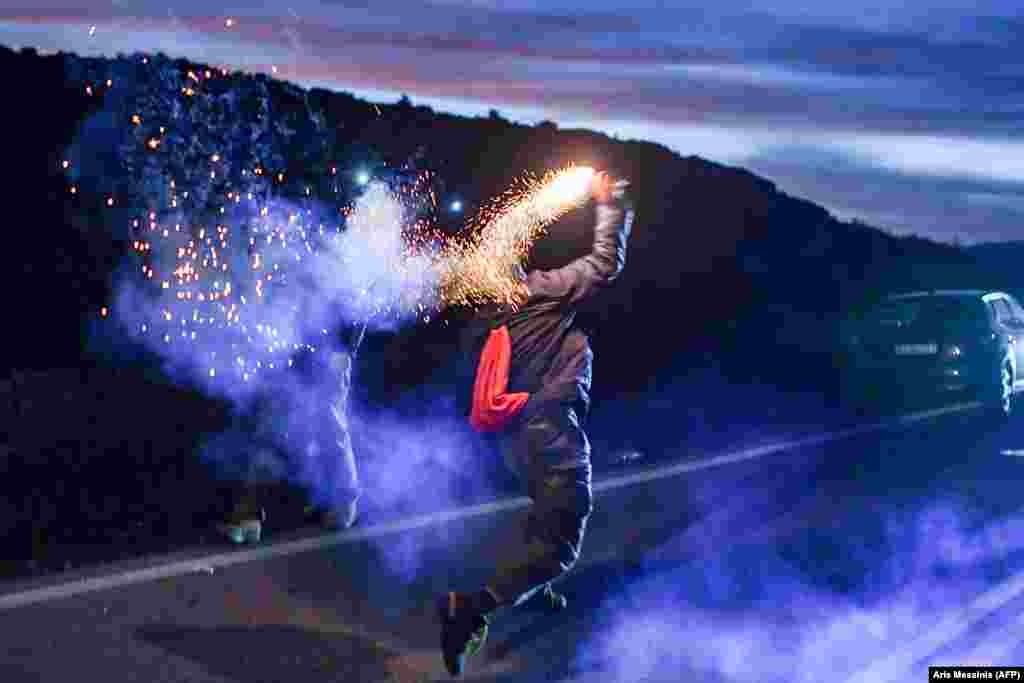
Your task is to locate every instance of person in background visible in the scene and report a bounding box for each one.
[300,321,365,531]
[436,171,634,676]
[214,161,442,545]
[216,322,365,543]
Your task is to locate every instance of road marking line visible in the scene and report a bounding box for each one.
[845,570,1024,683]
[954,609,1024,667]
[594,400,979,493]
[0,400,981,612]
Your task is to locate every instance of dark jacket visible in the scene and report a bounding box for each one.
[459,194,634,419]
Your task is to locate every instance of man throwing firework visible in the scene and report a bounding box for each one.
[437,170,634,676]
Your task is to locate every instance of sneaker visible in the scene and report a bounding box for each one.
[216,515,264,545]
[217,504,265,545]
[436,592,490,677]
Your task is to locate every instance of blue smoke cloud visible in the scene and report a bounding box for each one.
[574,491,1024,681]
[66,54,488,575]
[105,182,438,406]
[350,394,495,581]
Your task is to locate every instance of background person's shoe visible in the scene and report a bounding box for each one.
[217,504,265,545]
[216,516,263,545]
[436,592,490,677]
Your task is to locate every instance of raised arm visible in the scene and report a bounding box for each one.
[524,173,634,307]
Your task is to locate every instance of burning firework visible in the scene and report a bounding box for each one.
[438,164,595,309]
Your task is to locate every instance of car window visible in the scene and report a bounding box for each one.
[870,298,988,328]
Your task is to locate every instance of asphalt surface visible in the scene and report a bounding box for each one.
[5,399,1024,682]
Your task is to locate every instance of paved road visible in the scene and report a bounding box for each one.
[5,400,1024,682]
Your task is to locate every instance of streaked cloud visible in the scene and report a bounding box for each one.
[1,0,1021,242]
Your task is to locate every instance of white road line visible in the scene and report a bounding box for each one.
[0,400,981,612]
[593,400,979,493]
[845,571,1024,683]
[953,608,1024,667]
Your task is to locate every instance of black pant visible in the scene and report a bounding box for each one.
[487,401,593,606]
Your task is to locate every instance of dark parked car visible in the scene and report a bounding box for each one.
[840,290,1024,418]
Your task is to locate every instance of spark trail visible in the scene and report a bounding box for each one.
[438,165,595,309]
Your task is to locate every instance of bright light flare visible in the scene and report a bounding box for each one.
[537,166,594,214]
[438,164,596,309]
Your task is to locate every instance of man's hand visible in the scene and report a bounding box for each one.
[590,171,614,204]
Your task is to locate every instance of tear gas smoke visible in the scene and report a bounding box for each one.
[105,182,436,404]
[349,394,492,582]
[574,491,1024,682]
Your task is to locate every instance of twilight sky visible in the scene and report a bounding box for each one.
[3,1,1023,244]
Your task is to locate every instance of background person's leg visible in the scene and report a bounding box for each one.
[216,447,280,545]
[318,348,361,528]
[211,397,287,544]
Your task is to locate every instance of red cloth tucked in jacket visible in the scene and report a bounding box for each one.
[469,325,530,432]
